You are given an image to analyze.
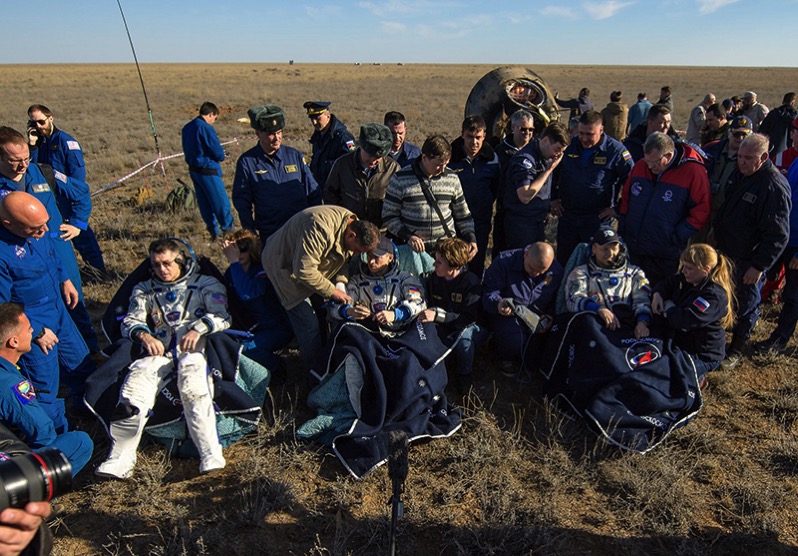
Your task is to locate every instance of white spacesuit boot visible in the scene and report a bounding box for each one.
[95,410,149,479]
[178,352,225,474]
[95,355,172,480]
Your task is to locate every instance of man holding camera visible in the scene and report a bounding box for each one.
[0,302,92,477]
[27,104,106,276]
[96,239,231,479]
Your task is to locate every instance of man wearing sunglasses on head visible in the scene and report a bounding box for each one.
[27,104,107,278]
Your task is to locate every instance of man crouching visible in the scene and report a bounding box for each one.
[96,239,231,479]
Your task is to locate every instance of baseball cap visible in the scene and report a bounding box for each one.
[591,227,621,246]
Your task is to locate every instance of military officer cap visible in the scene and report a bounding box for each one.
[248,105,285,133]
[359,123,392,158]
[730,116,753,134]
[304,101,331,117]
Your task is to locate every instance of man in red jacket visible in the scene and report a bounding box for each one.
[618,132,711,285]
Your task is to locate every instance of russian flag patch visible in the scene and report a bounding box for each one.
[693,297,710,312]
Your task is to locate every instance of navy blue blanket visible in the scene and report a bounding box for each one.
[300,321,462,479]
[84,333,266,455]
[539,312,702,453]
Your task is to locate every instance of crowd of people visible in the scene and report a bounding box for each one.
[0,85,796,552]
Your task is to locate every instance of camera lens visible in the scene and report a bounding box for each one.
[0,448,72,511]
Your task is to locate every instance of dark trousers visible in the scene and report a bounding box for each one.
[772,249,798,342]
[730,257,763,347]
[556,213,602,266]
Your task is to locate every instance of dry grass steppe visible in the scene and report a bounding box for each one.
[0,63,797,555]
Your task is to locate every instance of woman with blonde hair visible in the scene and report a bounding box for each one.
[651,243,735,380]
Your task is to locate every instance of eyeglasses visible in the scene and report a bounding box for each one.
[732,132,749,139]
[4,156,31,166]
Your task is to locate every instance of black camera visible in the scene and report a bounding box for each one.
[0,448,72,511]
[26,121,40,139]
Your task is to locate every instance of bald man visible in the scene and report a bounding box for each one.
[0,126,99,353]
[482,242,563,375]
[0,191,95,428]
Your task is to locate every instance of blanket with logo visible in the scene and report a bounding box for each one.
[539,311,701,453]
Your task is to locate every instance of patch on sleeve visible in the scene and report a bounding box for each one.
[13,380,36,404]
[54,170,67,183]
[522,158,533,169]
[622,149,632,161]
[693,297,710,312]
[66,140,81,151]
[31,182,51,193]
[211,292,227,304]
[407,286,421,296]
[544,273,553,286]
[345,140,356,151]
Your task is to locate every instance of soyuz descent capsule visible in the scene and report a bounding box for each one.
[465,66,560,141]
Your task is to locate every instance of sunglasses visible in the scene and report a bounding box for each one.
[236,241,250,252]
[732,132,749,139]
[32,119,48,126]
[518,127,534,133]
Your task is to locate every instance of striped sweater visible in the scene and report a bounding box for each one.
[381,162,476,250]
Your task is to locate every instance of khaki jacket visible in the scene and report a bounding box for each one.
[263,206,354,309]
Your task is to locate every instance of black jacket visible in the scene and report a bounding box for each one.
[653,274,728,362]
[759,104,798,156]
[714,160,791,271]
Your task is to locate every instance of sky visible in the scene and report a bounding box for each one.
[2,0,796,67]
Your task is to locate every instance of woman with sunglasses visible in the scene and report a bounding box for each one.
[221,230,292,372]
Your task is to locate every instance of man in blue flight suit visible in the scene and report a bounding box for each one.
[0,302,92,476]
[448,115,500,278]
[482,241,563,376]
[384,111,421,168]
[505,122,570,250]
[304,101,356,188]
[550,111,634,266]
[0,126,100,354]
[181,102,234,241]
[233,105,321,246]
[27,104,106,275]
[0,192,95,427]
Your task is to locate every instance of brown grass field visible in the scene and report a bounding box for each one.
[1,63,798,555]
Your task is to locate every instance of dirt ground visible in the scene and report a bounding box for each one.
[0,63,796,555]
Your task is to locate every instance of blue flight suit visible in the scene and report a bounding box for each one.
[553,134,633,265]
[448,137,500,278]
[182,116,234,238]
[0,356,92,476]
[0,227,95,428]
[233,144,321,246]
[482,248,564,361]
[224,261,292,370]
[0,165,100,353]
[389,141,421,168]
[505,139,554,249]
[309,115,356,188]
[30,128,106,271]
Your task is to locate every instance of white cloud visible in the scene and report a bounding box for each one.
[583,1,635,19]
[380,21,407,33]
[541,6,576,18]
[358,0,462,18]
[304,5,341,17]
[696,0,741,14]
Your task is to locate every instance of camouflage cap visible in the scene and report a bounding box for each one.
[359,123,392,157]
[248,105,285,133]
